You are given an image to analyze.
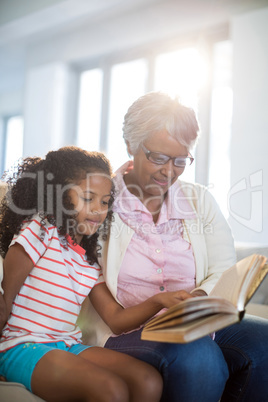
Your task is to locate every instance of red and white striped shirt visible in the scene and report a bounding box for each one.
[0,215,103,351]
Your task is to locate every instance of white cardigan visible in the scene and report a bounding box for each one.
[79,180,237,347]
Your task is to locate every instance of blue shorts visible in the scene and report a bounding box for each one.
[0,342,92,392]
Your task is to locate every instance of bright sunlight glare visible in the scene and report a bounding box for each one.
[155,47,208,110]
[77,69,103,151]
[107,59,147,170]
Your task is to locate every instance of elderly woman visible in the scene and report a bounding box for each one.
[84,92,268,402]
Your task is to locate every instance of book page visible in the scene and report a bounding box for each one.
[146,303,237,331]
[209,255,266,309]
[145,297,213,328]
[142,313,239,343]
[145,296,236,330]
[244,263,268,305]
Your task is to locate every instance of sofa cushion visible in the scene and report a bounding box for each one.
[0,381,45,401]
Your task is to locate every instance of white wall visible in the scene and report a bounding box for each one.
[23,63,79,157]
[228,7,268,244]
[0,90,23,116]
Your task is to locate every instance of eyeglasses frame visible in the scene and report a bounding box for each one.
[141,144,194,168]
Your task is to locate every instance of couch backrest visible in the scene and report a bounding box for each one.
[0,182,7,290]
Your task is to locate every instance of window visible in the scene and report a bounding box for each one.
[1,116,24,175]
[76,69,103,151]
[208,40,233,218]
[154,47,208,182]
[107,59,147,170]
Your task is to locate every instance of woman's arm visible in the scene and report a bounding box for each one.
[89,282,193,335]
[182,182,236,295]
[0,243,34,333]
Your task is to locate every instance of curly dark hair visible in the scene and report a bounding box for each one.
[0,146,114,265]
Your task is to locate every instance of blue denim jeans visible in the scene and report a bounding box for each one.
[105,315,268,402]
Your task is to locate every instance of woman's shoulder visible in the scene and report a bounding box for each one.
[176,180,220,215]
[177,179,208,197]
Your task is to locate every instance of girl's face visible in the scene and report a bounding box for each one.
[68,172,112,244]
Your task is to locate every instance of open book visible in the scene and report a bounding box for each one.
[141,254,268,344]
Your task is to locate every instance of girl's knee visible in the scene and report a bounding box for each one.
[99,376,129,402]
[134,364,163,402]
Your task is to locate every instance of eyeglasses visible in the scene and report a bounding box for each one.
[141,144,194,168]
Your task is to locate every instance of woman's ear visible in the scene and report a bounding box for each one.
[126,141,133,157]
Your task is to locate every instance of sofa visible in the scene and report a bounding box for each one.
[0,180,267,401]
[234,242,268,318]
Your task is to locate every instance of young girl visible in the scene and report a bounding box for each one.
[0,146,174,402]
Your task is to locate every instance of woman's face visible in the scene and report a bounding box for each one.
[125,130,189,201]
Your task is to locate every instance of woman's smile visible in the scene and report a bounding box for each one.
[152,176,173,187]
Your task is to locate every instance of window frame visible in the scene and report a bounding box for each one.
[0,114,24,177]
[75,24,229,185]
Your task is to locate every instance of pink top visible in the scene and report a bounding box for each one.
[113,169,197,312]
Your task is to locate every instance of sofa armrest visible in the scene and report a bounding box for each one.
[235,242,268,305]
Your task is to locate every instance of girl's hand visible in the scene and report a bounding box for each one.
[191,289,207,297]
[152,290,194,310]
[90,285,200,335]
[115,160,134,176]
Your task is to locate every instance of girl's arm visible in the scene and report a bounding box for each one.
[0,243,34,333]
[89,282,193,335]
[0,293,6,334]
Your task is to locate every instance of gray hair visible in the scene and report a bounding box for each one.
[123,92,200,154]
